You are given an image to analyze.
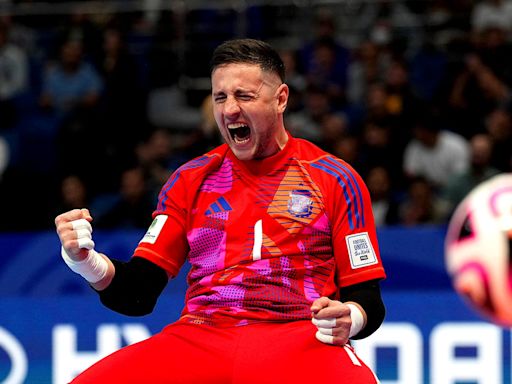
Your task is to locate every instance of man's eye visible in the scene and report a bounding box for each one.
[238,95,253,101]
[214,96,226,103]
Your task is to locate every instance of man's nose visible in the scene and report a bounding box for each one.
[224,97,241,116]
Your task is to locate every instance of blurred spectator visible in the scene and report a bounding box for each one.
[383,57,424,133]
[363,81,392,122]
[403,111,470,190]
[278,47,307,116]
[0,14,36,55]
[94,26,149,190]
[54,174,89,215]
[39,38,102,116]
[331,133,364,173]
[182,7,237,78]
[0,21,29,130]
[180,94,223,158]
[359,117,406,188]
[409,39,447,102]
[347,39,390,106]
[365,166,400,226]
[356,78,411,170]
[484,106,512,171]
[319,112,350,152]
[422,0,467,37]
[53,3,104,63]
[198,94,221,145]
[471,13,512,85]
[300,10,350,105]
[284,83,304,116]
[441,133,501,215]
[95,167,154,229]
[147,9,180,89]
[359,72,420,145]
[279,48,307,94]
[354,0,421,55]
[285,84,332,144]
[398,176,449,226]
[303,38,348,106]
[135,128,184,198]
[39,38,103,181]
[471,0,512,35]
[448,49,511,138]
[146,85,202,131]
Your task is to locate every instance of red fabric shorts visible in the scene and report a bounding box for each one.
[72,320,378,384]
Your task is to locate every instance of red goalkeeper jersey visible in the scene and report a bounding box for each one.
[134,133,386,326]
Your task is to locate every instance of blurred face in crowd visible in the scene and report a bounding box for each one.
[385,60,409,91]
[61,40,83,70]
[366,82,388,114]
[366,166,391,200]
[486,108,512,140]
[103,28,122,55]
[61,175,87,207]
[121,168,146,203]
[304,89,330,119]
[470,134,493,168]
[211,63,289,161]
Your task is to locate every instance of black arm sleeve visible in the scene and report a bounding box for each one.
[339,279,385,340]
[95,256,169,317]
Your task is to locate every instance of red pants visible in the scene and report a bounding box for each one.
[72,320,379,383]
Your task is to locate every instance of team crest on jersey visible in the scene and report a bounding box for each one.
[288,190,313,218]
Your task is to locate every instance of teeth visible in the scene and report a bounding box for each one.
[227,123,247,129]
[234,136,250,144]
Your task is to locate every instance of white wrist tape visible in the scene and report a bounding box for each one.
[347,303,365,338]
[61,247,108,284]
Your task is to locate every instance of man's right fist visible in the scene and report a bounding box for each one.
[55,208,94,262]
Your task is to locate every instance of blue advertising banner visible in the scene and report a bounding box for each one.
[0,227,508,384]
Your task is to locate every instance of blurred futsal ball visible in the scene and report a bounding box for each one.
[445,173,512,326]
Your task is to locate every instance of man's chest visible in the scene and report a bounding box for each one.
[186,165,330,266]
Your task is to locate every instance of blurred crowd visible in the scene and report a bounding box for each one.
[0,0,511,231]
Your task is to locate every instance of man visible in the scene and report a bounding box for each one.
[441,133,501,217]
[403,110,470,190]
[55,39,386,383]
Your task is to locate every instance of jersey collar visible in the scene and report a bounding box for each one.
[228,131,295,176]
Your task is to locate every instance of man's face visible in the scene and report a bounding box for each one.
[211,63,288,161]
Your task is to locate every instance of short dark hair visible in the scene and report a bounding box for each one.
[210,38,285,82]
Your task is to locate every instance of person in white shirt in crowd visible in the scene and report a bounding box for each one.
[403,110,470,190]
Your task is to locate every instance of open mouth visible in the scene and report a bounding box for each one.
[228,123,251,144]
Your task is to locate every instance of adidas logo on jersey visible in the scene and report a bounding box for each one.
[205,196,232,216]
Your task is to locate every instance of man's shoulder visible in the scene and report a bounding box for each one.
[440,130,470,150]
[290,137,365,186]
[292,136,329,160]
[159,144,228,195]
[292,137,350,167]
[175,144,228,175]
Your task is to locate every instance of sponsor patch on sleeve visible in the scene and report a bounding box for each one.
[140,215,168,244]
[345,232,378,269]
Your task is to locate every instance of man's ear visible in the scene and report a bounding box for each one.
[276,83,289,113]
